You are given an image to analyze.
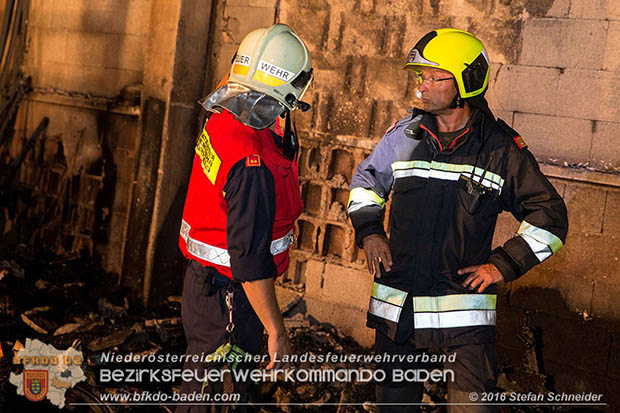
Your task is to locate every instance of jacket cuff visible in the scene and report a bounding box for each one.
[355,222,387,249]
[349,206,385,248]
[488,246,522,282]
[230,252,277,282]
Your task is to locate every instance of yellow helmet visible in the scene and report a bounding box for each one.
[404,28,489,99]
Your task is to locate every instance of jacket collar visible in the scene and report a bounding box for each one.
[416,108,482,154]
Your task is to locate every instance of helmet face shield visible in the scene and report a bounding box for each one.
[200,83,286,129]
[461,50,489,95]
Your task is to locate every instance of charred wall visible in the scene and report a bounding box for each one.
[5,0,214,308]
[6,0,149,274]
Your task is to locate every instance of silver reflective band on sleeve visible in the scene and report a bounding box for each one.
[269,230,295,256]
[413,294,496,312]
[180,220,294,267]
[180,220,231,266]
[414,310,496,329]
[369,297,403,323]
[347,187,386,214]
[517,220,563,262]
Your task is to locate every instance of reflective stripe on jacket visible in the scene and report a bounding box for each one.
[348,109,568,347]
[179,111,303,279]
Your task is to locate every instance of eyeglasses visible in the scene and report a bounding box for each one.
[415,73,453,85]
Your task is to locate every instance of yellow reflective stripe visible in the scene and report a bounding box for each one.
[429,161,504,187]
[347,187,386,209]
[414,310,496,329]
[195,129,222,185]
[369,297,402,323]
[518,221,563,254]
[393,169,429,179]
[519,235,551,262]
[470,167,503,187]
[430,162,503,186]
[413,294,496,313]
[371,282,407,307]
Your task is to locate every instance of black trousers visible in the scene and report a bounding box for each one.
[175,261,263,413]
[375,330,499,413]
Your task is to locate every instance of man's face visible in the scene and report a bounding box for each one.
[415,67,458,114]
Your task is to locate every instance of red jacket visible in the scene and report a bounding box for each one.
[179,111,303,279]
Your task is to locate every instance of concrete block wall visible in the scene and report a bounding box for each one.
[26,0,149,97]
[492,4,620,171]
[492,168,620,405]
[204,0,620,406]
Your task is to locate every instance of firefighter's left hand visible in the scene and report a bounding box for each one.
[266,331,292,370]
[458,263,504,293]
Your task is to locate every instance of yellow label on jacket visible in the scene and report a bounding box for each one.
[196,129,221,185]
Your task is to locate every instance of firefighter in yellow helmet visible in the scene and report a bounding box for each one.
[348,29,567,412]
[177,24,312,412]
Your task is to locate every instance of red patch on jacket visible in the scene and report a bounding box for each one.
[246,154,261,167]
[513,136,527,149]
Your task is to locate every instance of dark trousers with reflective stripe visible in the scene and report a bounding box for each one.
[175,260,263,413]
[375,331,499,413]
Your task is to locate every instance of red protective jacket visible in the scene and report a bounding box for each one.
[179,111,303,279]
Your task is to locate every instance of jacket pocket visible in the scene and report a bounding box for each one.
[458,187,499,216]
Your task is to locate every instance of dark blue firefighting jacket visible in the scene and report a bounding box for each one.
[347,109,568,348]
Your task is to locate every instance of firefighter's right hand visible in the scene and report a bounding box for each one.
[266,330,292,370]
[362,234,392,277]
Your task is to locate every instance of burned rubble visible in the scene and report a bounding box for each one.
[0,251,388,412]
[0,250,181,411]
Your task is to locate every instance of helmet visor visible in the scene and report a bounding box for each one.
[199,83,286,129]
[294,70,313,103]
